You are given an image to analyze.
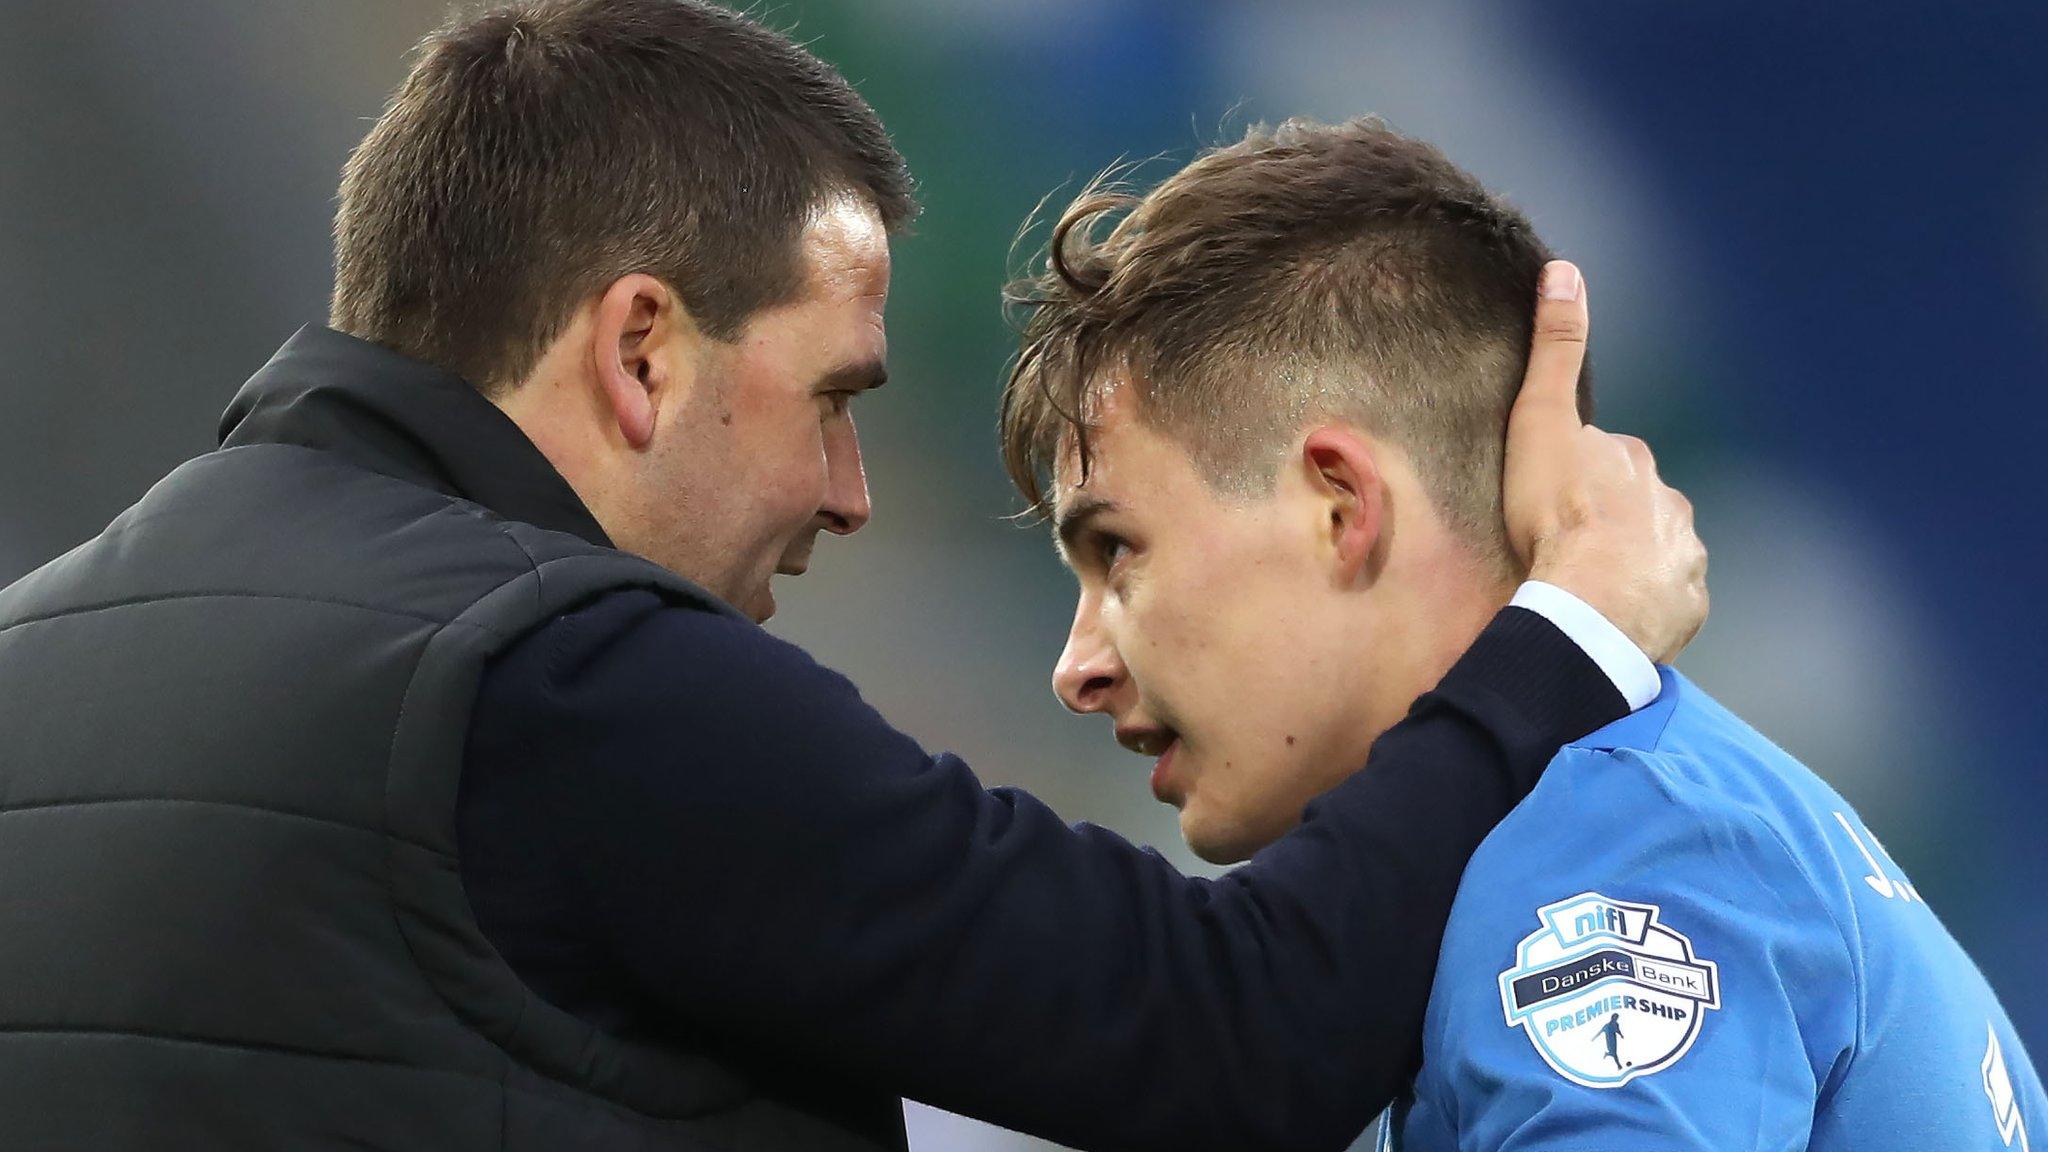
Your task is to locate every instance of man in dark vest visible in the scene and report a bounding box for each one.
[0,1,1706,1150]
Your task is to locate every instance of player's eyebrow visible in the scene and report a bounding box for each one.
[815,356,888,392]
[1053,494,1117,560]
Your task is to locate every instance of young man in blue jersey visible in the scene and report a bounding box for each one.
[1001,117,2044,1150]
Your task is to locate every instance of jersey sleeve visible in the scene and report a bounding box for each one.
[1410,746,1859,1152]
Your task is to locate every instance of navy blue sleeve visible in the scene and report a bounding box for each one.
[461,589,1623,1152]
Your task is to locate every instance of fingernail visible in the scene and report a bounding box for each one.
[1541,261,1581,301]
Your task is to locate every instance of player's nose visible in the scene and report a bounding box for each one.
[1053,594,1125,715]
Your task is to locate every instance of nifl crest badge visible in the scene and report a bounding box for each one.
[1498,892,1721,1088]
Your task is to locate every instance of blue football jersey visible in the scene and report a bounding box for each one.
[1383,667,2043,1151]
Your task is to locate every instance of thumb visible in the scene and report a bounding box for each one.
[1506,260,1590,450]
[1503,260,1591,567]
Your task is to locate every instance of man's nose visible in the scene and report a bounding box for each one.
[1053,596,1124,715]
[821,418,872,536]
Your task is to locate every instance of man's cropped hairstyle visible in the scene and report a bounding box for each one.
[332,0,917,394]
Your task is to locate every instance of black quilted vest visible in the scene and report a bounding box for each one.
[0,327,902,1151]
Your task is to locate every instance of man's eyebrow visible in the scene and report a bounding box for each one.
[816,357,888,392]
[1053,494,1117,558]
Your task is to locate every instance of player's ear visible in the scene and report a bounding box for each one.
[589,273,697,450]
[1300,426,1387,588]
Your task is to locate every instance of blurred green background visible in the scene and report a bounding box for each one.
[3,2,2042,1148]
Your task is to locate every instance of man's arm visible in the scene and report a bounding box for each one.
[461,591,1623,1152]
[458,258,1706,1152]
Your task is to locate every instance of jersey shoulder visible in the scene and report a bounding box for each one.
[1529,666,1871,920]
[1445,667,1866,969]
[1418,669,1866,1099]
[1410,669,2044,1151]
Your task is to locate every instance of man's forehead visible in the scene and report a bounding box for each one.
[800,194,891,303]
[771,196,889,377]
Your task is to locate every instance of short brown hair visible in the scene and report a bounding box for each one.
[331,0,917,393]
[1000,116,1588,561]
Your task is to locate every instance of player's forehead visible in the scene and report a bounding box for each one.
[1047,385,1142,522]
[1047,439,1098,524]
[1047,447,1114,565]
[1045,381,1218,567]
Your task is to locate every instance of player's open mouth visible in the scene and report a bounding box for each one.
[1147,739,1182,805]
[1115,725,1182,805]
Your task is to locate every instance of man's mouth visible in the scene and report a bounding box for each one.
[776,529,822,577]
[759,541,817,619]
[1115,725,1183,806]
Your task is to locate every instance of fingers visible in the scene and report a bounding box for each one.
[1610,432,1655,477]
[1661,524,1712,661]
[1649,463,1708,661]
[1519,413,1713,663]
[1506,261,1591,449]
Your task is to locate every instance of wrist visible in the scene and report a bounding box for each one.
[1509,581,1660,712]
[1527,556,1632,643]
[1436,606,1630,759]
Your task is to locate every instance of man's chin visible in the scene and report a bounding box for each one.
[755,552,819,621]
[740,582,777,623]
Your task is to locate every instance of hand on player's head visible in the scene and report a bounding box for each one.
[1503,261,1708,664]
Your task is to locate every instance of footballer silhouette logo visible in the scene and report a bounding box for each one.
[1498,893,1721,1089]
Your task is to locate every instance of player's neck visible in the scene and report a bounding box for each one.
[1358,540,1517,740]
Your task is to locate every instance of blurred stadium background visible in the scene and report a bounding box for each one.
[2,1,2042,1148]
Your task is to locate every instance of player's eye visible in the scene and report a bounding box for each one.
[1092,532,1132,573]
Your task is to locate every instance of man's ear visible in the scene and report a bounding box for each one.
[589,273,691,450]
[1300,426,1388,587]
